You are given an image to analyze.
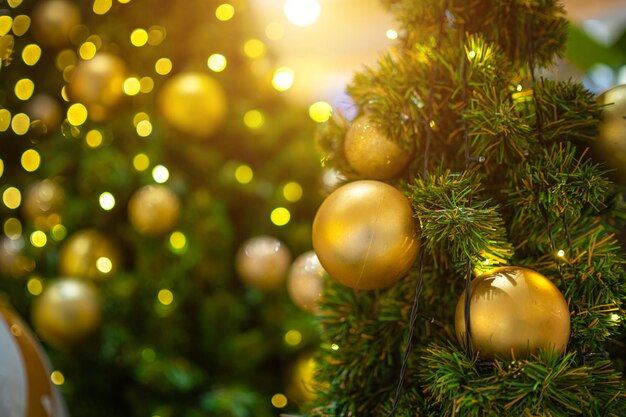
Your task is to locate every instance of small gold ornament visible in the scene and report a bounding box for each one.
[593,84,626,184]
[22,179,64,230]
[455,266,570,359]
[25,94,63,131]
[287,251,325,312]
[344,115,412,179]
[157,71,227,139]
[32,278,102,348]
[236,235,291,290]
[128,185,181,236]
[31,0,81,48]
[67,53,127,121]
[59,229,120,280]
[312,180,419,290]
[0,302,69,417]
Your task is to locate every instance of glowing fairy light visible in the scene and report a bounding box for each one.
[284,0,321,27]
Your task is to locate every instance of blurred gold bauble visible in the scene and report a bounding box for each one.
[312,180,419,290]
[236,235,291,290]
[0,302,69,417]
[24,94,63,131]
[455,266,570,359]
[0,237,34,278]
[157,71,227,139]
[593,84,626,184]
[128,185,181,236]
[286,353,317,404]
[287,251,325,312]
[67,53,127,122]
[31,0,81,48]
[32,278,102,348]
[344,115,412,179]
[59,229,120,280]
[22,179,64,230]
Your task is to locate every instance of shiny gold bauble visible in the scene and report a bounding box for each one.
[455,266,570,359]
[0,302,69,417]
[236,235,291,290]
[67,53,127,122]
[22,180,64,230]
[287,251,326,312]
[31,0,81,48]
[0,237,34,278]
[312,180,419,290]
[344,115,412,179]
[157,71,227,139]
[24,94,63,131]
[128,185,181,236]
[32,278,102,348]
[593,84,626,184]
[59,229,120,280]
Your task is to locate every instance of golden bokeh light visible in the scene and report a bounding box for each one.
[85,130,104,148]
[0,16,12,36]
[215,3,235,21]
[96,257,113,273]
[284,0,321,27]
[243,39,265,59]
[4,218,22,239]
[51,224,67,241]
[50,371,65,386]
[282,182,303,202]
[27,277,43,296]
[284,329,302,346]
[8,0,23,8]
[0,110,11,131]
[11,15,30,36]
[93,0,113,15]
[11,113,30,135]
[243,110,264,129]
[136,120,153,137]
[124,77,141,95]
[21,149,41,172]
[30,230,47,247]
[169,231,187,254]
[386,29,398,40]
[56,49,77,71]
[133,153,150,171]
[152,165,170,183]
[133,112,150,126]
[265,22,284,40]
[158,289,174,305]
[131,28,149,47]
[271,207,291,226]
[140,76,154,93]
[0,159,3,178]
[67,103,88,126]
[207,54,227,72]
[22,44,42,66]
[147,26,166,45]
[234,164,253,184]
[99,192,116,210]
[3,187,22,210]
[271,394,288,409]
[308,101,332,123]
[272,67,294,92]
[155,58,172,75]
[79,42,97,60]
[14,79,35,101]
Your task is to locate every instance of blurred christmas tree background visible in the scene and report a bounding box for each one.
[0,0,625,417]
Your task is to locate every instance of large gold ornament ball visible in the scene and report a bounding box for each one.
[22,179,64,229]
[67,53,127,122]
[593,84,626,184]
[236,235,291,290]
[287,251,326,313]
[31,0,81,48]
[128,185,181,236]
[312,180,419,290]
[32,278,102,348]
[0,302,69,417]
[59,229,120,280]
[344,115,412,179]
[157,71,228,139]
[455,266,570,359]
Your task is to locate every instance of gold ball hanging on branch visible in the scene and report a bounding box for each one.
[593,84,626,184]
[236,235,291,290]
[59,229,120,280]
[344,115,412,179]
[312,180,419,290]
[455,266,570,359]
[157,71,228,139]
[287,251,326,313]
[0,302,69,417]
[32,278,102,349]
[31,0,81,48]
[22,179,64,230]
[67,53,127,122]
[128,185,181,236]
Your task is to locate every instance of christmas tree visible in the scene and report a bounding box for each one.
[307,1,626,416]
[0,0,323,416]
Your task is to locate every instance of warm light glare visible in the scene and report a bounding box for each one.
[96,257,113,273]
[272,67,294,92]
[243,39,265,59]
[136,120,153,137]
[557,249,565,257]
[30,230,47,248]
[50,371,65,385]
[207,54,227,72]
[21,149,41,172]
[4,218,22,239]
[15,78,35,100]
[308,101,332,123]
[79,42,97,60]
[271,393,288,409]
[124,77,141,95]
[51,224,67,241]
[152,165,170,183]
[284,329,302,346]
[215,3,235,21]
[133,153,150,171]
[234,164,253,184]
[86,130,104,148]
[131,28,149,47]
[27,278,43,296]
[265,22,284,40]
[158,289,174,305]
[331,343,339,351]
[243,110,264,129]
[271,207,290,226]
[22,44,42,66]
[133,112,150,126]
[155,58,173,75]
[611,314,620,321]
[386,29,398,40]
[282,182,303,202]
[3,187,21,209]
[169,231,187,252]
[67,103,88,126]
[0,159,3,178]
[284,0,321,27]
[99,192,116,210]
